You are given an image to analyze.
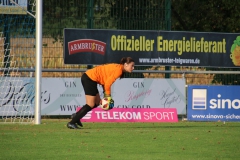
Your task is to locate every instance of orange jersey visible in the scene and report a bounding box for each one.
[85,64,123,95]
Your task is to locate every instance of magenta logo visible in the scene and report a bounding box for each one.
[77,108,178,122]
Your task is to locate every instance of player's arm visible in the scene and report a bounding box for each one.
[104,76,116,97]
[104,71,122,96]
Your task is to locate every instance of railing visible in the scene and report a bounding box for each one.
[1,68,240,86]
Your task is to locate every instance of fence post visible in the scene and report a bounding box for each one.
[165,0,171,78]
[87,0,94,69]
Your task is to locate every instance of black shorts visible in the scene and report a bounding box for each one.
[81,73,99,96]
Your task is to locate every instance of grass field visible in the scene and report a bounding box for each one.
[0,119,240,160]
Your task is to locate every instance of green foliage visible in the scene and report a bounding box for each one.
[43,0,169,42]
[41,0,170,77]
[171,0,240,33]
[43,0,118,42]
[108,0,167,30]
[171,0,240,85]
[106,0,169,77]
[43,0,88,42]
[0,15,35,37]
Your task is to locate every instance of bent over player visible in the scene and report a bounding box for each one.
[67,57,135,129]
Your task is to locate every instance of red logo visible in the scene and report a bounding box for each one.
[68,39,106,55]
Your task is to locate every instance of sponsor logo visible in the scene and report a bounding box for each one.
[230,36,240,66]
[192,89,207,110]
[192,89,240,110]
[78,108,178,122]
[68,39,106,55]
[210,94,240,109]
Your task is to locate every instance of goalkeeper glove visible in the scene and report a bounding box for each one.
[108,98,114,109]
[103,93,114,109]
[103,96,114,110]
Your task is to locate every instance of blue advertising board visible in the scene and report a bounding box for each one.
[187,85,240,121]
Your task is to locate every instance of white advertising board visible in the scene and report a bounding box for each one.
[0,78,186,116]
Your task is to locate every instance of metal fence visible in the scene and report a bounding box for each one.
[41,0,172,77]
[1,0,240,86]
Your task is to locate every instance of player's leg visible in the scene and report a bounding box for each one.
[67,73,98,129]
[93,93,101,108]
[68,95,95,128]
[70,93,100,127]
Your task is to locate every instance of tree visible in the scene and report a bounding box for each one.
[108,0,167,30]
[107,0,170,77]
[43,0,88,42]
[171,0,240,85]
[171,0,240,33]
[43,0,169,41]
[43,0,119,42]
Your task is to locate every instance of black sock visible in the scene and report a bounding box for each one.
[69,104,92,124]
[93,104,99,109]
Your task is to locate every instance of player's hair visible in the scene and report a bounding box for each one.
[120,57,134,78]
[120,57,134,65]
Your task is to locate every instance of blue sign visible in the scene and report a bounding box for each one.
[187,85,240,121]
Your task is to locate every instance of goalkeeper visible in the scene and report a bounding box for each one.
[67,57,135,129]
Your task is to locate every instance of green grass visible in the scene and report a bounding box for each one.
[0,120,240,160]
